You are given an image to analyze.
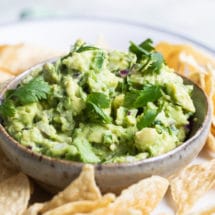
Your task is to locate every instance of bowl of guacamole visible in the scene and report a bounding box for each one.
[0,39,211,193]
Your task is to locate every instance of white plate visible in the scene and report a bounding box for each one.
[0,17,214,214]
[1,16,215,55]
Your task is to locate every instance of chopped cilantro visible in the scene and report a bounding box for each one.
[86,92,111,123]
[124,85,162,108]
[137,109,158,130]
[0,76,50,117]
[129,39,164,74]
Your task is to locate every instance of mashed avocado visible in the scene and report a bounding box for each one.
[1,39,195,163]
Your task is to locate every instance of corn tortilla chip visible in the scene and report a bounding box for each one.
[206,132,215,156]
[41,164,101,213]
[0,44,62,75]
[22,203,44,215]
[0,173,31,215]
[76,176,169,215]
[0,67,14,83]
[43,193,115,215]
[170,160,215,215]
[113,175,169,213]
[76,207,143,215]
[156,42,215,68]
[189,205,215,215]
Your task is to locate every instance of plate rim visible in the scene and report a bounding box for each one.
[0,15,215,55]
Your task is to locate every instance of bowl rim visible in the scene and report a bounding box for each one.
[0,58,212,169]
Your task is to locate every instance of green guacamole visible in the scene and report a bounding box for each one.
[1,39,195,163]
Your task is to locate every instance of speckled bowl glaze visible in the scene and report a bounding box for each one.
[0,61,212,194]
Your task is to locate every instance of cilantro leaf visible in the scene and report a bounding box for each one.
[93,51,105,71]
[137,109,158,130]
[129,41,149,59]
[137,103,164,130]
[87,92,110,108]
[77,46,99,53]
[129,39,164,74]
[86,102,112,123]
[139,38,154,52]
[86,92,111,123]
[147,52,164,74]
[0,76,50,118]
[129,38,155,58]
[123,91,140,108]
[124,85,162,108]
[134,85,162,107]
[13,76,51,104]
[0,99,15,117]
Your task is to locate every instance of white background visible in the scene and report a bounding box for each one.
[0,0,215,49]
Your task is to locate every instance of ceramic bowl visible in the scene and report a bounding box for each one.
[0,62,212,194]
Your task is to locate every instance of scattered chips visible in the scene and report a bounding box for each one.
[0,173,31,215]
[75,176,169,215]
[170,159,215,215]
[22,165,168,215]
[156,42,215,154]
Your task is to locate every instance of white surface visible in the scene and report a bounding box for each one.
[0,19,214,214]
[0,0,215,50]
[0,18,214,55]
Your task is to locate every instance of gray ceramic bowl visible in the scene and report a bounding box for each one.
[0,61,212,194]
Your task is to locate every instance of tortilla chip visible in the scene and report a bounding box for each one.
[0,67,14,83]
[212,94,215,125]
[0,173,31,215]
[203,67,214,99]
[170,160,215,215]
[113,175,169,213]
[206,132,215,155]
[41,164,101,213]
[0,44,61,76]
[156,42,215,68]
[189,205,215,215]
[76,207,143,215]
[76,176,169,215]
[43,193,115,215]
[22,203,44,215]
[211,123,215,135]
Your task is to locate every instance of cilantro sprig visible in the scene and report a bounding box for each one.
[76,46,99,53]
[86,92,112,123]
[0,76,50,118]
[124,85,162,109]
[0,100,15,117]
[137,109,158,130]
[137,104,163,130]
[129,39,164,74]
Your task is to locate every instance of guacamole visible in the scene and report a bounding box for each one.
[0,39,195,163]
